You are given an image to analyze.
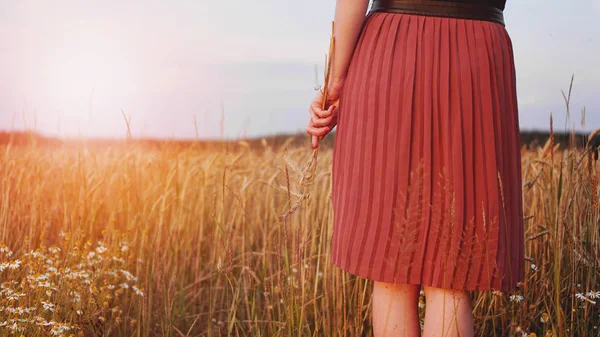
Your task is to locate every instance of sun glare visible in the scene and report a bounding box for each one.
[33,26,145,136]
[40,29,140,103]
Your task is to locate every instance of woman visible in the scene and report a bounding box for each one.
[306,0,524,336]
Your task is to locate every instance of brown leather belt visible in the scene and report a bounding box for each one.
[370,0,505,26]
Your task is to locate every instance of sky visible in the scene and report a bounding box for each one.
[0,0,598,140]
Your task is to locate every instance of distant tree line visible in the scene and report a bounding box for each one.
[0,130,598,153]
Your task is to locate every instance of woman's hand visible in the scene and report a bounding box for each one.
[305,0,368,148]
[306,82,343,149]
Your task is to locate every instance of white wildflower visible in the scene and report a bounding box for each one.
[587,291,600,299]
[31,251,46,259]
[7,321,24,332]
[111,256,125,263]
[36,319,56,326]
[0,245,13,256]
[28,273,50,282]
[37,281,52,288]
[96,243,107,255]
[41,301,55,312]
[7,307,24,315]
[509,294,524,302]
[50,322,72,335]
[8,259,21,269]
[68,291,81,302]
[120,269,137,281]
[132,285,144,297]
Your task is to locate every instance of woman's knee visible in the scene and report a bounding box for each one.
[374,281,421,295]
[422,285,470,300]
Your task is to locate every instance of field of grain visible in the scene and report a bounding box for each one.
[0,130,598,336]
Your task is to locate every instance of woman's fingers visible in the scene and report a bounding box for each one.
[312,135,319,149]
[311,103,336,119]
[312,114,333,127]
[307,93,339,148]
[310,133,327,149]
[312,106,338,127]
[309,92,323,115]
[306,124,330,137]
[306,116,331,137]
[310,103,329,119]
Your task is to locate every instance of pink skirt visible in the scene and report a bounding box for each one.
[331,11,524,292]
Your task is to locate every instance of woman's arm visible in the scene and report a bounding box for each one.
[330,0,371,88]
[306,0,370,149]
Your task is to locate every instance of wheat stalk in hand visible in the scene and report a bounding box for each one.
[307,21,335,173]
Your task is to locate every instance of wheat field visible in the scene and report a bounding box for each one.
[0,127,598,336]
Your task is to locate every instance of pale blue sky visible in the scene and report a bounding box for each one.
[0,0,598,140]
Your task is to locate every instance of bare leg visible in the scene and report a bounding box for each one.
[422,286,474,337]
[372,281,421,337]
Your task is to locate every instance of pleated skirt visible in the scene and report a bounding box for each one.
[331,11,525,292]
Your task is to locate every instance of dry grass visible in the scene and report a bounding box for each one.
[0,126,598,336]
[0,72,599,336]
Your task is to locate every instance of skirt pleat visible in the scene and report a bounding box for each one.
[331,11,524,292]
